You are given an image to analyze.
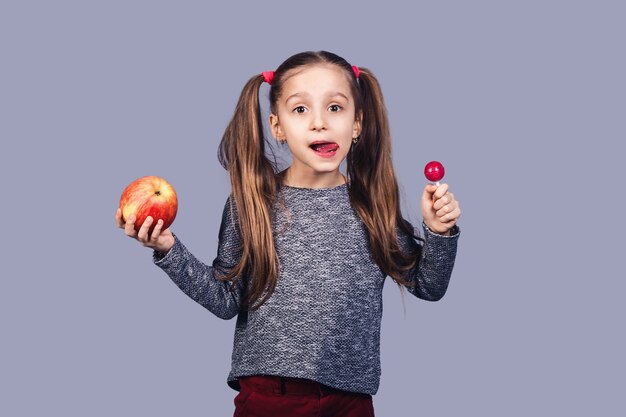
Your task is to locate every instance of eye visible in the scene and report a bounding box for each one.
[293,106,307,114]
[328,104,342,112]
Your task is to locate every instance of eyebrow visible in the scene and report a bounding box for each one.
[285,91,350,104]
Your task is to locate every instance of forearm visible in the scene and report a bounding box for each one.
[406,223,460,301]
[153,234,242,319]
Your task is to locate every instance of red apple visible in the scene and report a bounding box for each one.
[119,176,178,234]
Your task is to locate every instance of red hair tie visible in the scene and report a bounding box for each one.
[352,65,360,79]
[263,66,358,85]
[262,71,275,85]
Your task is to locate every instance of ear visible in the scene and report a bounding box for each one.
[353,110,363,138]
[269,113,285,141]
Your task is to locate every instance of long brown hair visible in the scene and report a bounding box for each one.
[217,51,423,311]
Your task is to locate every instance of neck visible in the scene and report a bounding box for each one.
[280,169,347,189]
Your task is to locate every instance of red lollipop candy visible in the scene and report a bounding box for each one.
[424,161,445,186]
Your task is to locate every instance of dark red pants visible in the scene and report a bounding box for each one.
[233,375,376,417]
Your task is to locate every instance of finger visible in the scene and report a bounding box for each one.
[439,206,461,223]
[422,184,435,198]
[425,183,438,194]
[433,191,456,211]
[433,193,449,211]
[150,219,164,242]
[115,208,125,228]
[124,214,138,237]
[436,198,458,217]
[137,216,153,242]
[436,202,451,218]
[421,184,438,206]
[432,183,449,201]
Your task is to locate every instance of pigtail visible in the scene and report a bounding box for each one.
[347,68,423,289]
[217,75,280,311]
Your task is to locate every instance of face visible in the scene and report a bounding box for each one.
[269,64,361,186]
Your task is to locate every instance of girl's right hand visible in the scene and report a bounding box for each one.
[115,208,175,255]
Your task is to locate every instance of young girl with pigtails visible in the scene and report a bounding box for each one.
[116,50,461,417]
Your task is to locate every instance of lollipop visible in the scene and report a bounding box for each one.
[424,161,445,186]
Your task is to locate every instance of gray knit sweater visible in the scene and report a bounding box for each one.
[153,182,460,395]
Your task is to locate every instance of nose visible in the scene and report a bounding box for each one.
[310,108,327,131]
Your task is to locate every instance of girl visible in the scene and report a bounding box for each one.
[116,50,461,417]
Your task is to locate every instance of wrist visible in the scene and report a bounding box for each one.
[157,235,176,255]
[423,221,452,236]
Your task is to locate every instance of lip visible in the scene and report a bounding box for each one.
[309,140,338,146]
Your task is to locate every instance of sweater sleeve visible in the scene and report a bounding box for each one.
[152,195,245,319]
[396,221,460,301]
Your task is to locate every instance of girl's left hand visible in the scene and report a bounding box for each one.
[421,183,461,236]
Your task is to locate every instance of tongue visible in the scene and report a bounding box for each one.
[313,143,339,152]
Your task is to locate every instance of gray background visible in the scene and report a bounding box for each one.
[1,0,624,415]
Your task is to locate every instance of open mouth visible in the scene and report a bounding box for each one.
[310,141,339,155]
